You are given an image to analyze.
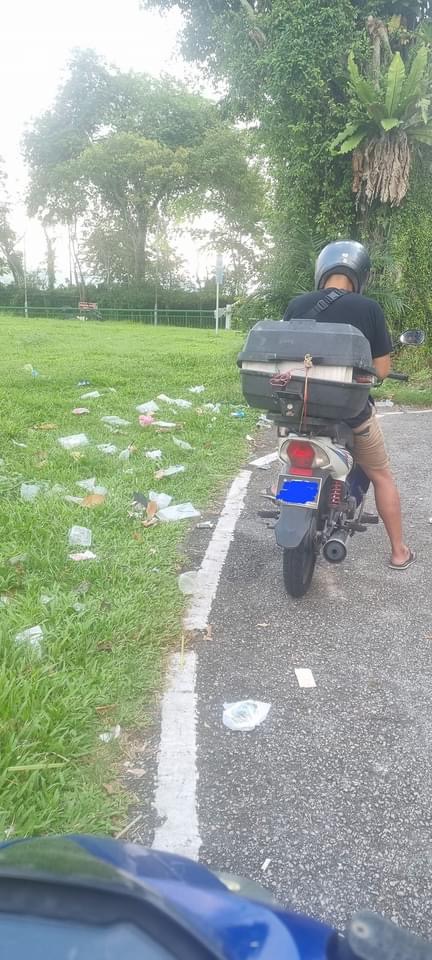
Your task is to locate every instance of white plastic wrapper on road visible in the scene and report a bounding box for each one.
[223,700,271,732]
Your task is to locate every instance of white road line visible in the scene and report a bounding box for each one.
[153,651,201,859]
[376,412,404,418]
[408,409,432,414]
[295,668,316,689]
[250,451,279,468]
[184,469,252,632]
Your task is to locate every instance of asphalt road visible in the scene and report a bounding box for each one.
[193,409,432,937]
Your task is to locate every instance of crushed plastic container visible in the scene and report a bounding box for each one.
[148,490,172,510]
[20,482,42,502]
[101,415,131,427]
[97,443,117,455]
[69,550,97,561]
[68,525,92,547]
[58,434,89,449]
[157,394,192,409]
[146,450,162,460]
[223,700,271,731]
[136,401,159,414]
[80,391,101,399]
[155,465,185,478]
[203,403,221,414]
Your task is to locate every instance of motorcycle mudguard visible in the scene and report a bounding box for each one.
[275,505,316,549]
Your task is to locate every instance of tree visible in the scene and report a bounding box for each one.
[0,161,24,285]
[24,50,264,288]
[331,44,432,206]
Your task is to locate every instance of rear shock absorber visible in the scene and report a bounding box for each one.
[328,480,344,507]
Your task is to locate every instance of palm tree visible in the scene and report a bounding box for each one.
[331,45,432,206]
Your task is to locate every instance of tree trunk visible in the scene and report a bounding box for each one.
[43,227,56,290]
[133,222,147,282]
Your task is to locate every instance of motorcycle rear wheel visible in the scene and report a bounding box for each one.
[283,537,316,598]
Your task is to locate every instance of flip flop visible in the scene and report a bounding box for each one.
[389,549,416,571]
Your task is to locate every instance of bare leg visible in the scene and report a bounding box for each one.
[362,465,410,565]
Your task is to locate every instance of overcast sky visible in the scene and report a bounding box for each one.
[0,0,211,279]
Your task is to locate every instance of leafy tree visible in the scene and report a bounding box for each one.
[0,161,24,285]
[24,50,264,288]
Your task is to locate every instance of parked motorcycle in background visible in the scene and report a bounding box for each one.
[238,322,424,598]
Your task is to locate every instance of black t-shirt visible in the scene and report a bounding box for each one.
[282,289,393,426]
[283,289,392,358]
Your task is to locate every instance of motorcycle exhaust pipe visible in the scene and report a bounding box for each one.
[323,530,349,564]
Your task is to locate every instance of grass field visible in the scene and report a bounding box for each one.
[0,317,255,838]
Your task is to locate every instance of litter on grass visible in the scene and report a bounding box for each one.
[81,493,106,508]
[257,414,273,429]
[157,502,200,522]
[69,550,97,561]
[188,385,205,394]
[119,446,136,461]
[9,554,27,566]
[203,403,221,414]
[101,416,131,427]
[145,449,162,461]
[78,380,91,387]
[80,391,102,399]
[231,410,246,419]
[376,399,394,408]
[178,571,198,595]
[58,434,89,450]
[197,521,215,530]
[65,495,85,505]
[72,602,86,613]
[15,625,43,656]
[223,700,271,732]
[99,724,121,743]
[139,415,154,427]
[136,401,159,414]
[153,420,177,429]
[72,407,90,415]
[172,437,194,451]
[157,394,192,409]
[76,478,108,495]
[148,490,172,510]
[23,364,40,377]
[12,440,27,448]
[40,594,54,605]
[155,465,185,479]
[68,525,92,547]
[97,443,117,455]
[20,482,42,502]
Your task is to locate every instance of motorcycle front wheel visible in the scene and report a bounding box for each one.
[282,536,316,598]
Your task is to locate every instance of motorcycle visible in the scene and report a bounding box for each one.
[0,834,430,959]
[256,329,425,598]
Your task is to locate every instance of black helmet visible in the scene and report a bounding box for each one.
[315,240,371,294]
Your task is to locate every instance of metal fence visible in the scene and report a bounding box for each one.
[0,305,224,329]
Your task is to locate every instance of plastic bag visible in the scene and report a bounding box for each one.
[15,625,43,656]
[148,490,172,510]
[101,415,131,427]
[77,478,107,495]
[203,403,221,414]
[153,420,177,429]
[222,700,271,731]
[119,446,134,461]
[136,401,159,414]
[178,571,198,595]
[145,450,162,461]
[172,437,194,451]
[58,434,89,450]
[139,415,154,427]
[72,407,90,415]
[188,385,205,394]
[80,391,101,399]
[158,502,200,522]
[68,525,92,547]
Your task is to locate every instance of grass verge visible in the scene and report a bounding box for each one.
[0,317,255,837]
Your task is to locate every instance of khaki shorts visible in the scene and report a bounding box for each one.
[352,410,390,472]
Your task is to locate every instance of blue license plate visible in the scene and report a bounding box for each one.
[276,477,321,509]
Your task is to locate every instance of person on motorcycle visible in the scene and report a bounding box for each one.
[283,240,415,570]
